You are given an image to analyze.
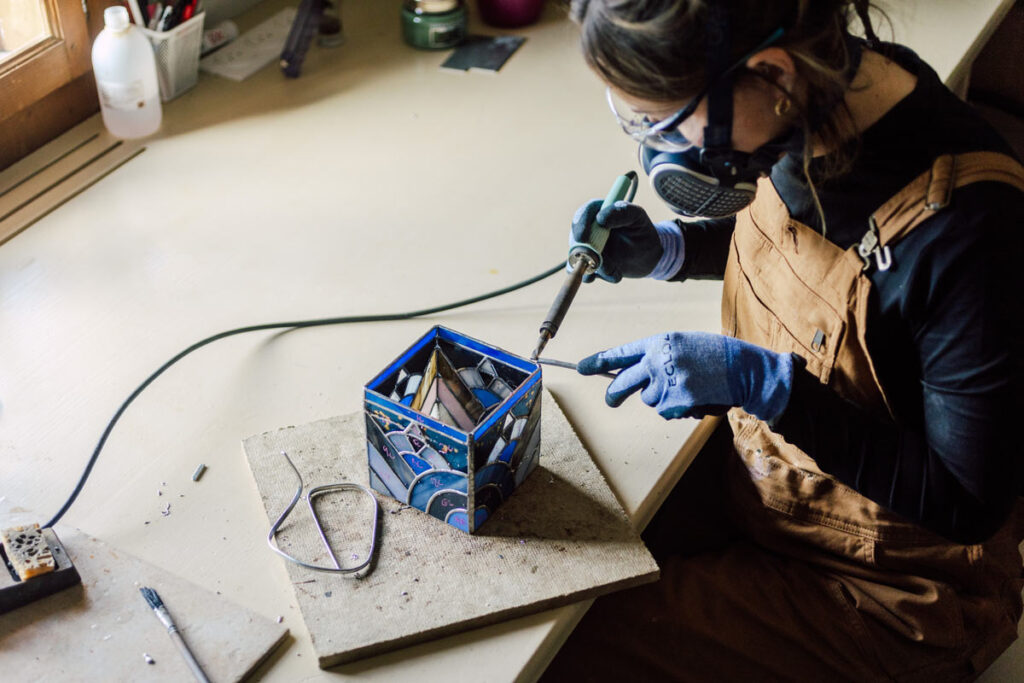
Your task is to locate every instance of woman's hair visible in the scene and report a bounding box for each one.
[569,0,889,220]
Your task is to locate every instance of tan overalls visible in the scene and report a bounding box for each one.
[543,152,1024,682]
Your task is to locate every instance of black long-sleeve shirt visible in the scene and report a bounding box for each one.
[673,44,1024,544]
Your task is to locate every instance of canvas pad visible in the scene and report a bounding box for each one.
[242,389,659,667]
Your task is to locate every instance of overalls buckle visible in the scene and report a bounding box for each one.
[858,216,893,273]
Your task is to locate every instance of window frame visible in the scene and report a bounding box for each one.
[0,0,106,169]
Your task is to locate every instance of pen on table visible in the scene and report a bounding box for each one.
[139,586,211,683]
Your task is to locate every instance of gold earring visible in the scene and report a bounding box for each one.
[774,97,792,117]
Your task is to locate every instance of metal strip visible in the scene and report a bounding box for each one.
[266,452,380,576]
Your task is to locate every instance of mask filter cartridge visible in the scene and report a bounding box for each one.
[642,146,758,219]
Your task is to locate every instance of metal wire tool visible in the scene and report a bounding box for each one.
[267,451,379,577]
[531,171,638,361]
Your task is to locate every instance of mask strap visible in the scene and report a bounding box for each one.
[852,0,880,48]
[702,4,734,151]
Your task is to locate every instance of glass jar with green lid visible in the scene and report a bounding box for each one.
[401,0,467,50]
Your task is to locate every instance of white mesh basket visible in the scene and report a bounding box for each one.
[141,12,205,102]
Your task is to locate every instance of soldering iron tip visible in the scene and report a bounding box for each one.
[531,335,548,362]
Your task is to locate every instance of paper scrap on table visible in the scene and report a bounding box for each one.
[200,7,297,82]
[442,35,526,73]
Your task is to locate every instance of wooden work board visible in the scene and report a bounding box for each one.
[243,389,659,668]
[0,528,288,681]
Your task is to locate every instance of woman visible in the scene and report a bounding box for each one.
[543,1,1024,681]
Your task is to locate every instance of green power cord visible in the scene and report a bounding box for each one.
[43,262,566,529]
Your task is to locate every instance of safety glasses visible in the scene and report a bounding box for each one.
[605,26,785,152]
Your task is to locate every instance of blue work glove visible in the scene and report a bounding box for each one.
[570,199,685,283]
[578,331,795,422]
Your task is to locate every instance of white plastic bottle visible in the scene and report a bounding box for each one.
[91,6,162,138]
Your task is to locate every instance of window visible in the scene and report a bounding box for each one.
[0,0,106,169]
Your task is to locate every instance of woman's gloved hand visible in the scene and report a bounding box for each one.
[577,331,796,422]
[570,199,685,283]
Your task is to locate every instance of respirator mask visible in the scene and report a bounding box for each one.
[639,136,791,219]
[607,7,790,219]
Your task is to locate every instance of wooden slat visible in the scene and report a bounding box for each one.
[0,113,105,196]
[0,120,113,209]
[0,120,144,245]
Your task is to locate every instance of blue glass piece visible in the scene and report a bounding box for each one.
[475,483,504,511]
[514,428,542,487]
[365,413,418,487]
[483,436,506,466]
[511,397,533,418]
[404,453,431,475]
[473,507,490,531]
[477,358,497,381]
[475,461,510,487]
[367,440,409,503]
[472,388,501,408]
[458,367,485,389]
[400,395,414,406]
[417,445,450,471]
[403,374,422,399]
[368,468,389,499]
[440,445,468,471]
[446,510,469,532]
[427,490,467,520]
[489,378,513,400]
[409,470,469,510]
[389,432,414,453]
[507,388,543,472]
[475,462,515,500]
[499,440,517,463]
[510,383,540,419]
[471,408,504,467]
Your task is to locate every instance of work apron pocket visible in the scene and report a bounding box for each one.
[725,228,845,384]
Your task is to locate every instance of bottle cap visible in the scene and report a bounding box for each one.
[104,6,130,31]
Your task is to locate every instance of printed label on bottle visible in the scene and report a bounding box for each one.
[97,79,147,110]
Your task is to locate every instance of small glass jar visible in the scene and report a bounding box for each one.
[401,0,467,50]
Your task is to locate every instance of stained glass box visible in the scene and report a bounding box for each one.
[364,326,542,533]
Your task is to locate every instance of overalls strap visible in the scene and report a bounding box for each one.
[871,151,1024,249]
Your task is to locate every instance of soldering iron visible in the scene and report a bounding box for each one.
[531,171,639,360]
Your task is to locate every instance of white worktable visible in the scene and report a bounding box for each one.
[0,0,1014,680]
